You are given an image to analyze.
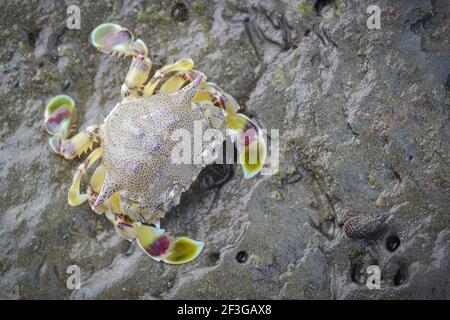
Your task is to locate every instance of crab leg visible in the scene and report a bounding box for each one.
[193,83,266,178]
[58,125,101,160]
[90,23,152,98]
[159,70,194,94]
[142,59,194,97]
[103,193,139,241]
[68,146,103,206]
[136,224,204,264]
[159,70,227,109]
[87,163,108,214]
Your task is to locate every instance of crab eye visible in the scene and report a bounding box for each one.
[90,23,134,56]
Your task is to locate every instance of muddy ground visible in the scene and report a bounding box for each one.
[0,0,449,299]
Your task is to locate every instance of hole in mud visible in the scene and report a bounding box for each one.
[385,234,401,252]
[196,163,234,191]
[236,250,248,263]
[63,80,71,91]
[209,252,221,263]
[393,266,407,286]
[304,29,311,37]
[25,29,40,48]
[391,168,402,182]
[171,2,189,22]
[314,0,334,14]
[350,262,363,284]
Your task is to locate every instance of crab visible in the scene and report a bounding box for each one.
[44,23,266,264]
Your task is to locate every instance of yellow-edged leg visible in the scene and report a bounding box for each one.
[87,163,108,214]
[142,59,194,97]
[90,23,152,99]
[136,224,204,264]
[68,146,103,206]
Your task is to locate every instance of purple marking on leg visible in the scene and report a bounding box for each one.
[104,29,132,50]
[240,128,258,147]
[147,235,170,257]
[219,95,226,107]
[118,221,133,229]
[60,141,75,155]
[45,106,70,132]
[133,58,150,71]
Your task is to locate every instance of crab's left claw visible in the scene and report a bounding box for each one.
[90,23,135,56]
[226,112,267,179]
[136,224,204,264]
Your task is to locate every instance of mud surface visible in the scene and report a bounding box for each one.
[0,0,449,299]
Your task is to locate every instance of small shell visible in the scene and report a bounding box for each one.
[343,213,390,239]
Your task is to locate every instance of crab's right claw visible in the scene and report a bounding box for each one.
[90,23,135,56]
[44,95,76,153]
[136,225,204,264]
[226,113,267,179]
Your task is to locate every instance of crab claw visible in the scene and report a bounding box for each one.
[44,95,76,153]
[240,138,267,179]
[136,224,204,264]
[226,113,267,179]
[90,23,134,56]
[59,125,100,159]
